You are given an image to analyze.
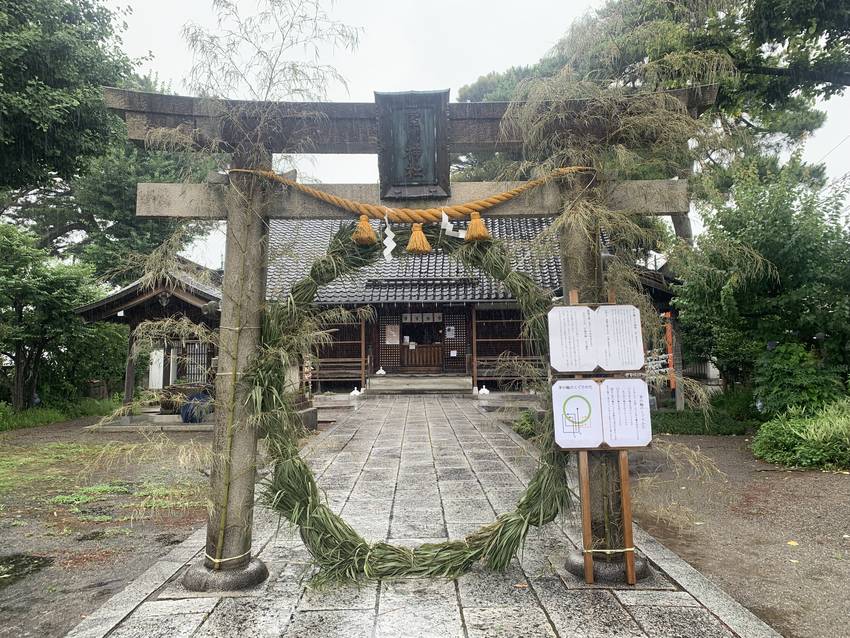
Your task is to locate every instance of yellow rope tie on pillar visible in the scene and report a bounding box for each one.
[228,166,596,227]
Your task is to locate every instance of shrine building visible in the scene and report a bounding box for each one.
[77,217,676,397]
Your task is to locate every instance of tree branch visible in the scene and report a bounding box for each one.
[739,63,850,87]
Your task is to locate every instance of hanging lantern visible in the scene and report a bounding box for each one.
[465,211,491,241]
[406,223,432,254]
[352,214,377,245]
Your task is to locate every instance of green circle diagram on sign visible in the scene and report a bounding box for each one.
[562,394,592,427]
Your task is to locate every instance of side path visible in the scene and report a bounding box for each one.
[66,396,779,638]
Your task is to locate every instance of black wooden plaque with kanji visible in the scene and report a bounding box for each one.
[375,90,450,200]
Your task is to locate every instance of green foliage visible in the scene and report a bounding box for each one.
[512,410,538,439]
[652,386,765,435]
[0,397,118,432]
[50,482,130,505]
[72,143,213,283]
[652,410,748,436]
[38,322,128,404]
[458,56,565,103]
[753,344,845,417]
[461,0,849,145]
[0,0,132,190]
[0,223,121,408]
[671,156,850,383]
[753,399,850,470]
[710,386,763,424]
[3,130,214,283]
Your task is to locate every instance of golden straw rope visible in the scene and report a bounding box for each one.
[228,166,595,224]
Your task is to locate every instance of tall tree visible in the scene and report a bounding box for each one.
[0,0,132,191]
[457,0,850,179]
[0,224,101,409]
[3,140,214,283]
[670,156,850,383]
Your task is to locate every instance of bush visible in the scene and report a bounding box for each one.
[0,398,119,432]
[513,409,538,439]
[710,386,764,424]
[651,409,749,435]
[753,343,844,416]
[753,399,850,469]
[651,386,765,435]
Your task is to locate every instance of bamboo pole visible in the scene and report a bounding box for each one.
[559,193,626,576]
[578,450,594,583]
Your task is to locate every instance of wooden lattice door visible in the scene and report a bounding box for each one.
[442,312,468,373]
[377,312,401,372]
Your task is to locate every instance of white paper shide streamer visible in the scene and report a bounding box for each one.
[382,213,396,261]
[441,211,466,239]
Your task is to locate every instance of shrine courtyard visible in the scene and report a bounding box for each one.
[64,396,776,638]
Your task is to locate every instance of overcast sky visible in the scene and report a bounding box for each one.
[107,0,850,267]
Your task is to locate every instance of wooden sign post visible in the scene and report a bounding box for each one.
[550,290,650,585]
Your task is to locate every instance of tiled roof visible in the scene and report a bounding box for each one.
[76,266,222,320]
[266,217,562,305]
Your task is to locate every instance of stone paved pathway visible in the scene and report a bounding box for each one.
[66,397,778,638]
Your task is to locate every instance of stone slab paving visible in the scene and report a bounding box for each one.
[66,397,779,638]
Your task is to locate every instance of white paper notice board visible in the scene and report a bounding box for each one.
[548,305,644,372]
[552,378,652,449]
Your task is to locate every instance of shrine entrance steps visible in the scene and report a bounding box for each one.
[366,374,473,396]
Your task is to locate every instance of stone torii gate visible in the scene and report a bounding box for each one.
[104,85,714,589]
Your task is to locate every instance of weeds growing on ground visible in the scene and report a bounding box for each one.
[49,482,131,505]
[513,410,539,439]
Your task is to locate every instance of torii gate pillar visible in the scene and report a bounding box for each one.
[183,146,270,590]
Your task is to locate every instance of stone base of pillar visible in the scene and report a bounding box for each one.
[563,549,650,583]
[181,557,268,592]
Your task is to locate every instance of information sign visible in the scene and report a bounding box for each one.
[552,378,652,449]
[548,305,644,372]
[385,324,400,345]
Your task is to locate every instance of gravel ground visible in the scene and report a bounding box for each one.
[0,419,211,638]
[632,434,850,638]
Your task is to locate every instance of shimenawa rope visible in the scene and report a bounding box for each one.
[228,166,595,224]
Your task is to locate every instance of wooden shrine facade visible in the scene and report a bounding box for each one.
[76,263,221,401]
[314,304,537,389]
[265,217,677,390]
